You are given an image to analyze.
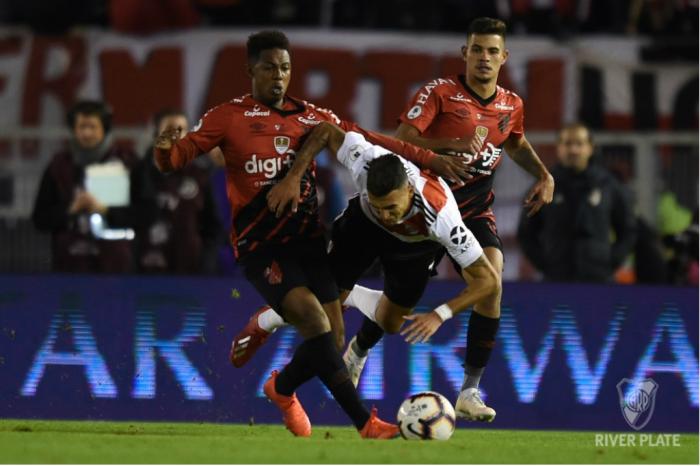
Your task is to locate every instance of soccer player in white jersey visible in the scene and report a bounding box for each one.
[243,121,500,421]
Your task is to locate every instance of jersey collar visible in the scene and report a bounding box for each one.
[458,74,498,107]
[246,94,307,116]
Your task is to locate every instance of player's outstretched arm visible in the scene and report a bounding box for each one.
[504,134,554,217]
[266,121,345,217]
[396,122,481,155]
[153,125,206,173]
[401,255,499,343]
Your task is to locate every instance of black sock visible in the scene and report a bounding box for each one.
[355,317,385,354]
[275,341,316,397]
[310,332,371,429]
[465,312,500,371]
[277,332,370,429]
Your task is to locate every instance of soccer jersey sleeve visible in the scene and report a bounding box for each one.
[339,120,437,167]
[510,96,525,136]
[398,86,440,134]
[154,104,231,171]
[336,131,392,191]
[433,198,483,269]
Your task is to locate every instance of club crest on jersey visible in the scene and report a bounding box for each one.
[471,125,489,152]
[274,136,291,155]
[264,261,283,285]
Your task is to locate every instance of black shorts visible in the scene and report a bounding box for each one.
[329,197,442,308]
[241,236,339,315]
[433,216,502,274]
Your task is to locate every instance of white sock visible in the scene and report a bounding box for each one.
[257,307,286,333]
[343,285,383,323]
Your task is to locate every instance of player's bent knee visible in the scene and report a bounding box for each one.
[280,289,331,337]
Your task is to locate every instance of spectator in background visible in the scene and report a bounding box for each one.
[32,100,137,273]
[132,109,223,274]
[518,122,636,282]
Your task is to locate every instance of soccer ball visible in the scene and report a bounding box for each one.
[397,391,456,440]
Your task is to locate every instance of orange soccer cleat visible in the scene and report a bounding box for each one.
[229,306,272,368]
[263,370,312,437]
[359,407,400,439]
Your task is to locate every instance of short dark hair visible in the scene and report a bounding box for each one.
[366,154,408,197]
[152,108,187,136]
[247,30,290,63]
[66,100,113,133]
[468,17,507,40]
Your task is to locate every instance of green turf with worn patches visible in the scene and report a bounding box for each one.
[0,419,696,464]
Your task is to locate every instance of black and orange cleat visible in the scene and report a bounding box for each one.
[263,370,312,437]
[359,407,400,439]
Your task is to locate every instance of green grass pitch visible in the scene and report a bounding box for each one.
[0,419,697,464]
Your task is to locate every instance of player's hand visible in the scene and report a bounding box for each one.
[524,173,554,217]
[427,155,472,185]
[445,136,482,156]
[155,125,182,150]
[400,312,443,344]
[267,176,301,218]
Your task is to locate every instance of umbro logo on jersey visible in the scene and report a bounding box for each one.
[274,136,290,155]
[244,105,271,117]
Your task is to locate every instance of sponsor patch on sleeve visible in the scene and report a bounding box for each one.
[406,105,422,120]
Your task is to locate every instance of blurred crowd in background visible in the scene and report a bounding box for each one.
[24,98,699,286]
[0,0,696,286]
[0,0,698,38]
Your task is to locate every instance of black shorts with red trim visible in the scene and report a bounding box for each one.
[241,236,339,315]
[330,196,442,308]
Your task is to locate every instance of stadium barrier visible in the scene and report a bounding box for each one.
[0,275,697,432]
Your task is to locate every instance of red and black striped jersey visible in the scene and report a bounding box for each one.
[399,74,525,222]
[155,94,437,260]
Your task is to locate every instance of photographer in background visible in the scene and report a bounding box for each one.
[518,123,636,282]
[31,100,137,273]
